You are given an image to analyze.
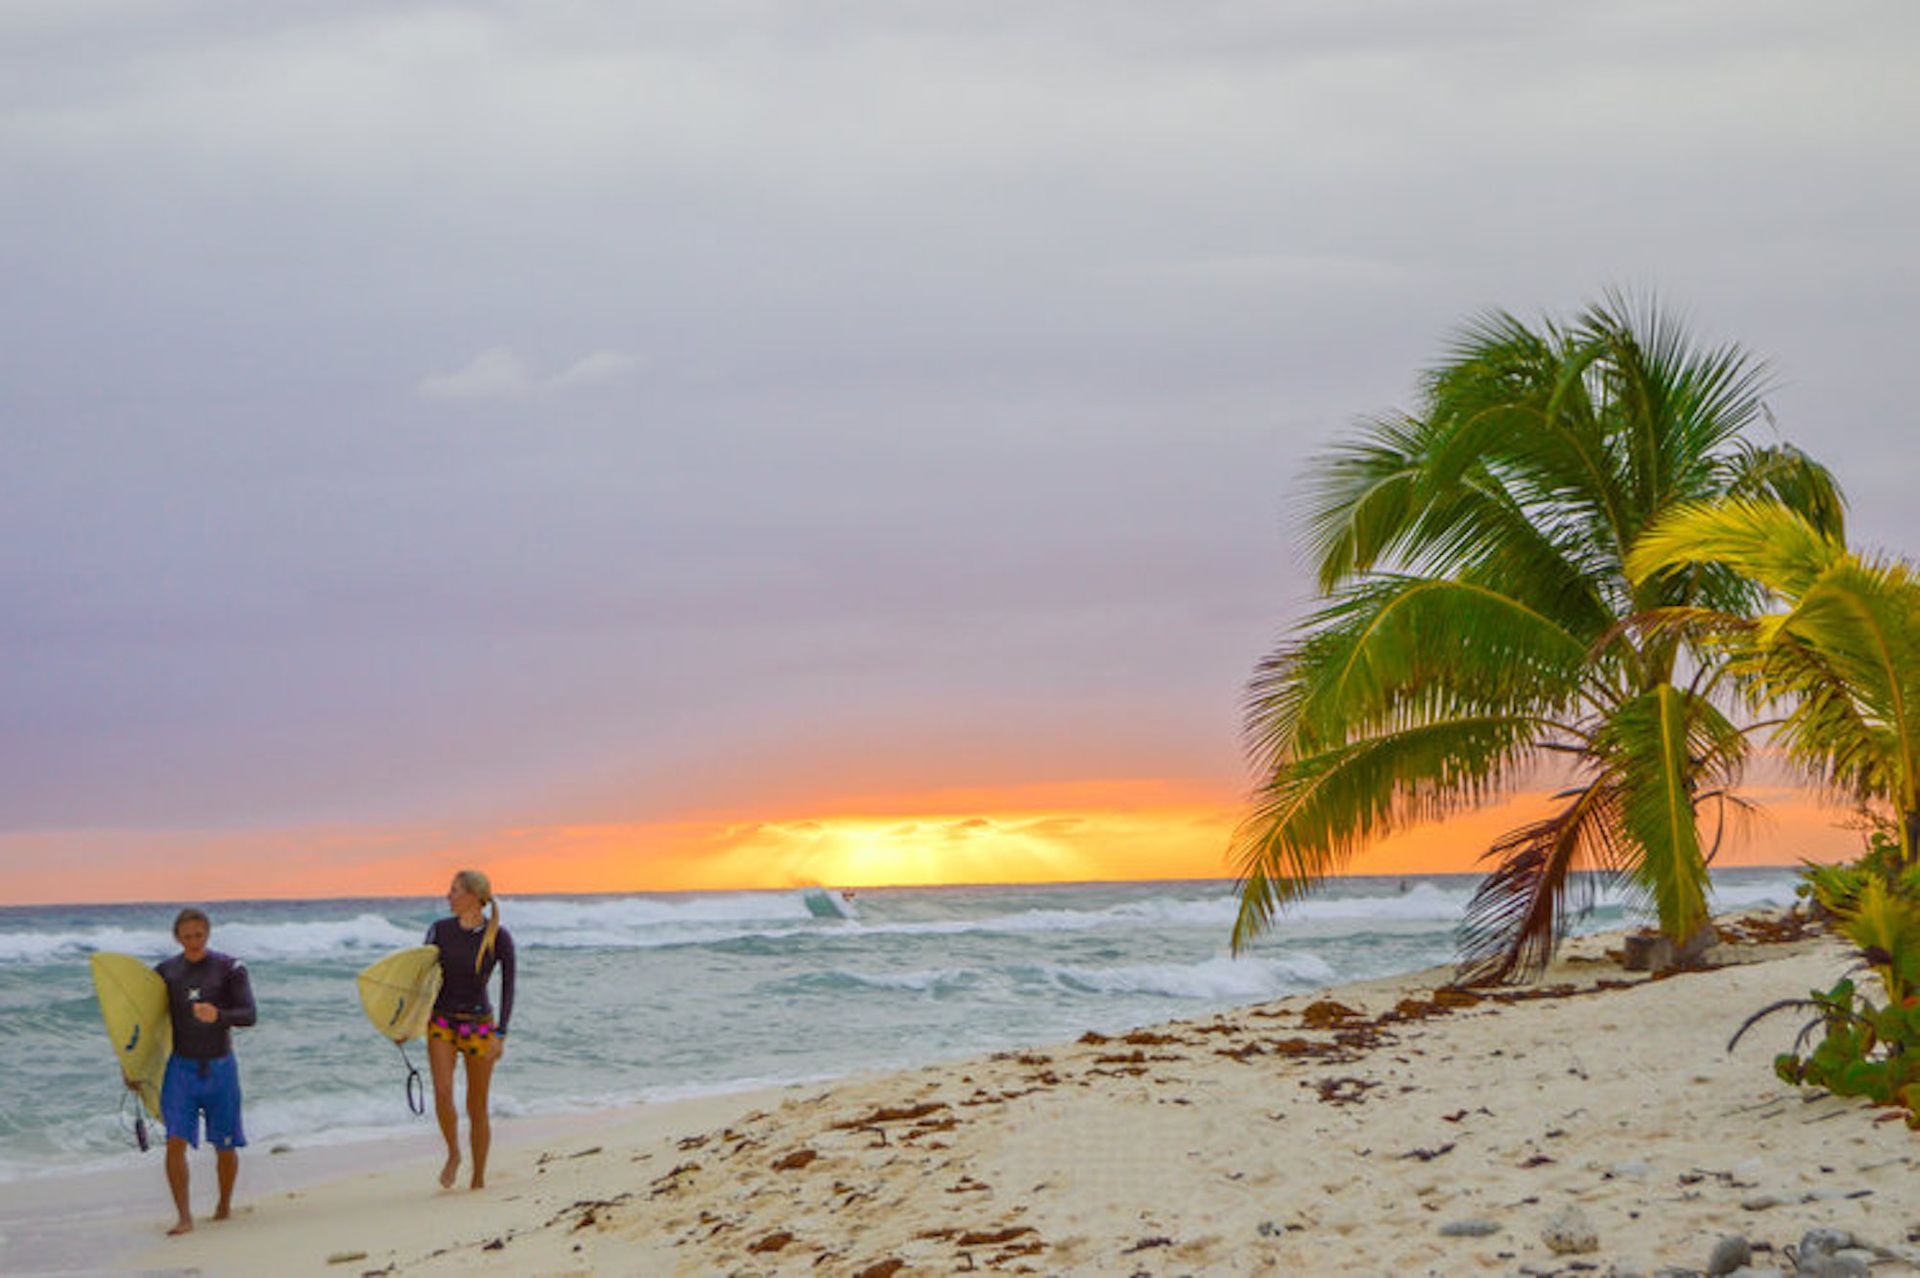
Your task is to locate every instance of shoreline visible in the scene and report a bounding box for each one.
[77,910,1920,1277]
[0,1084,824,1275]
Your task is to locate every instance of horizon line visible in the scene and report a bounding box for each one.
[0,863,1813,912]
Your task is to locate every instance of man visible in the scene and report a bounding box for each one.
[139,907,257,1235]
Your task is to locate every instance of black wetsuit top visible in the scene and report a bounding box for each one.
[153,950,257,1060]
[424,918,516,1033]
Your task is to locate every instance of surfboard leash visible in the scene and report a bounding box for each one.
[118,1089,152,1152]
[396,1039,426,1116]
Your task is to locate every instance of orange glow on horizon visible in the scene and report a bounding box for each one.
[0,778,1871,905]
[1343,784,1861,876]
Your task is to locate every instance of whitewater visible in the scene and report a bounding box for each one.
[0,870,1802,1181]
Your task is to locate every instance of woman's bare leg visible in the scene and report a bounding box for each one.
[426,1036,461,1188]
[464,1048,496,1189]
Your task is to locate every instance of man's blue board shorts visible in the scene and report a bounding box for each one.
[160,1054,246,1150]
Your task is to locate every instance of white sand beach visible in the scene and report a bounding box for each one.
[113,914,1919,1277]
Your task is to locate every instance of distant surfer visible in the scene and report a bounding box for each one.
[424,869,516,1191]
[136,907,256,1236]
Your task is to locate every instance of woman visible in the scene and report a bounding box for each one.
[424,869,516,1190]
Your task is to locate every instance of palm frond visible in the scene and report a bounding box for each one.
[1697,787,1762,866]
[1724,442,1847,542]
[1749,630,1904,805]
[1455,782,1624,985]
[1627,497,1843,598]
[1300,413,1430,590]
[1243,574,1591,764]
[1300,411,1616,640]
[1602,686,1715,941]
[1770,559,1920,822]
[1582,292,1772,504]
[1229,714,1547,951]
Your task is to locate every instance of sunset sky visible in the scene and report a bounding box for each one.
[3,4,1916,904]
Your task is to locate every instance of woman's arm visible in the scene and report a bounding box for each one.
[495,930,516,1036]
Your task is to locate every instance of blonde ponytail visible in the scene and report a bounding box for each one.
[453,868,500,974]
[479,896,501,974]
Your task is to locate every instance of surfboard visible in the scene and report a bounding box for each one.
[800,886,857,920]
[90,952,172,1120]
[357,945,443,1043]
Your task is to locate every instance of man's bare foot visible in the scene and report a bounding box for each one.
[438,1153,460,1189]
[470,1175,485,1190]
[167,1219,194,1236]
[213,1204,231,1221]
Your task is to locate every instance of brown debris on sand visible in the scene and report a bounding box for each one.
[146,910,1914,1278]
[832,1102,948,1128]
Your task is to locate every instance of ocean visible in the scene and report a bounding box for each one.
[0,869,1803,1183]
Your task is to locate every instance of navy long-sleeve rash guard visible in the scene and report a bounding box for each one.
[424,917,516,1033]
[153,950,257,1059]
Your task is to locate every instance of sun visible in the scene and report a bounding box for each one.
[714,816,1097,889]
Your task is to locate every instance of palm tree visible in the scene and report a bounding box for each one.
[1231,295,1845,983]
[1628,498,1920,865]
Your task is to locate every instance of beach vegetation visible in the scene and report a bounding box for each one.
[1731,876,1920,1126]
[1630,495,1920,1120]
[1232,295,1845,983]
[1796,829,1920,920]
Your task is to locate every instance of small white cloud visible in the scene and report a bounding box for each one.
[416,347,533,400]
[416,347,641,401]
[548,350,641,390]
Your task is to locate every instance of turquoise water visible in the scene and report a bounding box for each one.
[0,870,1801,1180]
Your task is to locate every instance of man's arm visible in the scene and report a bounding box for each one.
[219,961,258,1028]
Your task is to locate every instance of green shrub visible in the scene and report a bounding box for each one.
[1750,871,1920,1127]
[1793,829,1920,917]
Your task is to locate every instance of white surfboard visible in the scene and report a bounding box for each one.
[357,945,443,1043]
[800,886,857,920]
[90,952,172,1119]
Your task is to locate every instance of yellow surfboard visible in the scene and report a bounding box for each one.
[90,952,172,1119]
[357,945,443,1042]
